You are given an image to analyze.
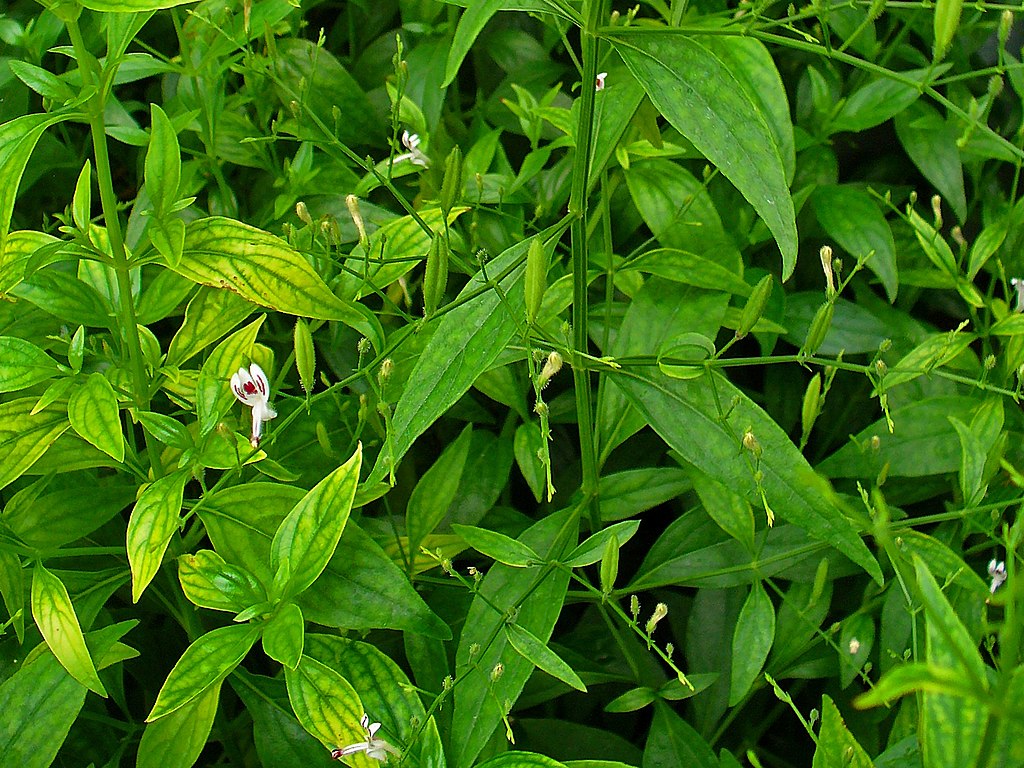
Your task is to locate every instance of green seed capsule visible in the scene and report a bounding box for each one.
[800,373,822,445]
[600,533,620,595]
[423,233,449,318]
[294,318,316,394]
[440,146,463,215]
[803,302,834,357]
[736,275,773,339]
[525,238,549,324]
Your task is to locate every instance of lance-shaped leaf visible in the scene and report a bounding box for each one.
[263,603,305,671]
[178,549,266,613]
[0,337,62,392]
[137,680,221,768]
[285,654,365,752]
[148,623,262,721]
[0,114,70,252]
[452,524,541,567]
[729,581,775,705]
[505,622,587,692]
[270,444,361,602]
[127,470,189,602]
[68,372,124,462]
[32,563,106,696]
[177,217,382,348]
[611,32,797,279]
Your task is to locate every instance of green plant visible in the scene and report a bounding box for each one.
[1,0,1023,766]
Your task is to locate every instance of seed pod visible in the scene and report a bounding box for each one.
[440,145,463,215]
[294,318,316,394]
[600,533,619,595]
[800,373,822,446]
[525,238,549,324]
[803,302,834,357]
[932,0,963,62]
[736,275,773,339]
[423,233,449,318]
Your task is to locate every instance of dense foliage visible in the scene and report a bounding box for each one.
[1,0,1022,766]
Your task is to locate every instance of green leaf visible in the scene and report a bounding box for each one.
[232,671,329,767]
[136,410,193,450]
[690,470,755,551]
[811,185,898,302]
[305,635,446,768]
[32,563,106,696]
[263,603,305,671]
[0,113,69,250]
[907,207,958,276]
[9,60,76,102]
[0,336,62,392]
[830,68,938,134]
[0,549,24,642]
[623,249,751,297]
[643,702,717,768]
[148,624,262,721]
[67,372,124,462]
[177,217,382,347]
[284,654,364,751]
[79,0,197,10]
[505,622,587,692]
[612,33,797,279]
[452,509,577,767]
[607,364,881,583]
[177,549,267,613]
[855,661,985,708]
[127,470,188,603]
[0,650,87,768]
[200,484,449,637]
[145,104,181,216]
[895,103,967,223]
[166,286,254,367]
[564,521,641,567]
[443,1,503,87]
[477,754,567,768]
[811,695,874,768]
[452,523,541,567]
[514,420,547,502]
[195,315,265,436]
[728,581,775,705]
[270,444,361,601]
[4,480,135,549]
[137,681,220,768]
[365,238,528,484]
[818,396,977,479]
[597,467,692,523]
[406,424,473,557]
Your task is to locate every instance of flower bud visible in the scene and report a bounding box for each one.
[423,233,449,318]
[346,194,368,249]
[819,245,835,297]
[490,662,505,682]
[525,238,549,325]
[1000,10,1013,49]
[931,194,943,229]
[742,428,762,458]
[645,603,669,634]
[378,358,394,385]
[630,594,640,620]
[736,275,773,339]
[539,351,563,388]
[440,145,463,215]
[295,200,312,226]
[988,75,1004,100]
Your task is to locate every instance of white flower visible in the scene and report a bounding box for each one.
[1011,278,1024,312]
[595,72,608,91]
[331,713,401,763]
[394,131,429,167]
[230,363,277,448]
[988,558,1007,594]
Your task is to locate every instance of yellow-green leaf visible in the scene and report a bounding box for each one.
[137,680,220,768]
[31,563,106,696]
[0,398,71,490]
[68,372,124,462]
[178,217,382,347]
[128,471,188,603]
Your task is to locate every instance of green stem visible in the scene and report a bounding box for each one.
[66,21,149,413]
[569,0,606,533]
[66,18,163,476]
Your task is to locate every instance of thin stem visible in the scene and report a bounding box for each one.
[570,0,607,533]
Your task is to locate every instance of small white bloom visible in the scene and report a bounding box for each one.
[394,131,429,167]
[848,638,861,654]
[1012,278,1024,312]
[595,72,608,91]
[331,713,401,763]
[988,558,1007,594]
[230,363,277,448]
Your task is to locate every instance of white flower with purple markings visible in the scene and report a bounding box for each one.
[230,363,276,448]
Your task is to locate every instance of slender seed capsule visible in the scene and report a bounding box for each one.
[803,302,834,357]
[423,233,449,318]
[440,146,463,216]
[800,373,822,445]
[525,238,549,324]
[736,275,773,339]
[600,534,620,595]
[294,318,316,394]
